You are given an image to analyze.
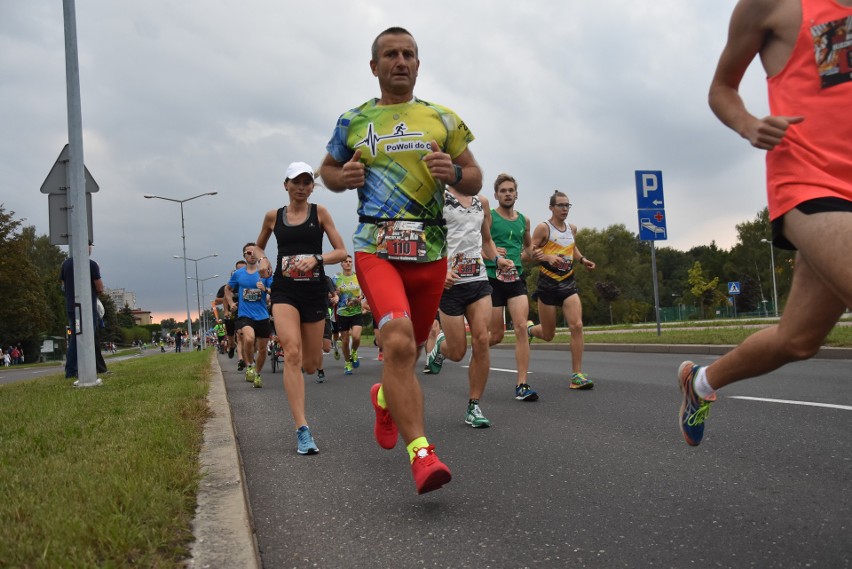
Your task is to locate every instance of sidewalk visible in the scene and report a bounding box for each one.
[186,342,852,566]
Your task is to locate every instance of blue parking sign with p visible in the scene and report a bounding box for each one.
[635,170,664,209]
[636,170,667,241]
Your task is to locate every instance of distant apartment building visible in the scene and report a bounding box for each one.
[104,288,136,310]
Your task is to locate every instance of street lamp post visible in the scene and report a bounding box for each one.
[175,254,218,349]
[760,238,779,317]
[188,274,219,349]
[144,192,217,350]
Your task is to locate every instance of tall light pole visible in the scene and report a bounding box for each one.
[760,238,779,317]
[188,274,219,349]
[175,254,218,349]
[144,192,217,351]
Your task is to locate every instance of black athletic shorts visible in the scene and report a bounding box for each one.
[440,280,493,316]
[488,276,528,307]
[533,275,579,306]
[235,316,272,338]
[224,318,236,336]
[271,285,327,323]
[337,313,364,331]
[323,319,333,340]
[771,197,852,251]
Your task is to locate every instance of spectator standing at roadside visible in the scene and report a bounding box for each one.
[60,243,108,379]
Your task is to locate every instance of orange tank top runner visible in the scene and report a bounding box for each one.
[766,0,852,220]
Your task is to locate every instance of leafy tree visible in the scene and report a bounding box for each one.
[20,226,68,337]
[0,205,51,361]
[688,261,723,319]
[159,317,177,329]
[594,280,621,325]
[98,293,123,343]
[115,304,135,329]
[728,207,795,313]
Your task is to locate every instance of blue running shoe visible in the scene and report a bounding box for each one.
[678,361,716,446]
[351,350,360,369]
[515,383,538,401]
[296,426,319,455]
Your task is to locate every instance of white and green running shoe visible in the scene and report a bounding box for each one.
[426,332,446,375]
[465,402,491,428]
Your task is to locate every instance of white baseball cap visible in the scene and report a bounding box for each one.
[285,161,315,181]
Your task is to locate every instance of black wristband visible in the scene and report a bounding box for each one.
[451,164,463,186]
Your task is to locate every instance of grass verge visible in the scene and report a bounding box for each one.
[0,351,211,568]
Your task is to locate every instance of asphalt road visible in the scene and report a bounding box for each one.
[220,346,852,569]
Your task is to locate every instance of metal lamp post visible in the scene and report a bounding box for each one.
[144,192,217,350]
[174,254,218,349]
[188,274,219,349]
[760,238,779,317]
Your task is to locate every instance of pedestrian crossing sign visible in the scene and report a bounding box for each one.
[728,281,741,295]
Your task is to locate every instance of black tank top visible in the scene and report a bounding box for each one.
[272,203,325,290]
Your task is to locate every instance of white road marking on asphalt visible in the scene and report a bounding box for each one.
[728,396,852,412]
[462,366,530,374]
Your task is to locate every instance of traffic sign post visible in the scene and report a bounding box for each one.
[728,282,740,318]
[635,170,667,336]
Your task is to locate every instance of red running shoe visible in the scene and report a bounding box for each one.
[370,383,398,449]
[411,444,452,494]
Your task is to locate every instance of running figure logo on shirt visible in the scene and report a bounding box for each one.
[354,122,427,157]
[812,16,852,88]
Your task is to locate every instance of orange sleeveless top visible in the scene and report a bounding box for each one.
[766,0,852,219]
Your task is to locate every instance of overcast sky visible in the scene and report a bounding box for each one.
[1,1,771,322]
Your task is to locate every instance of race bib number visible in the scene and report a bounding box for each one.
[376,221,428,262]
[243,288,262,302]
[497,266,520,283]
[451,254,481,278]
[552,254,573,273]
[281,255,320,281]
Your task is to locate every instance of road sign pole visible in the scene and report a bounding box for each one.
[63,0,99,387]
[651,241,661,336]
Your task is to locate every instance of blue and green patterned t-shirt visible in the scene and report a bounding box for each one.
[326,98,475,262]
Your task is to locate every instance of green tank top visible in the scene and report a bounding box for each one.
[485,209,526,279]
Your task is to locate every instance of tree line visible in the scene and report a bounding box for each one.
[0,204,159,363]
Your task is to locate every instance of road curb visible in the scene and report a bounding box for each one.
[188,354,260,569]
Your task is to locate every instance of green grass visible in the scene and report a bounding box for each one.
[578,325,852,346]
[361,318,852,348]
[0,351,211,568]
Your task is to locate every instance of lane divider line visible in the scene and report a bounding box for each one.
[728,395,852,412]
